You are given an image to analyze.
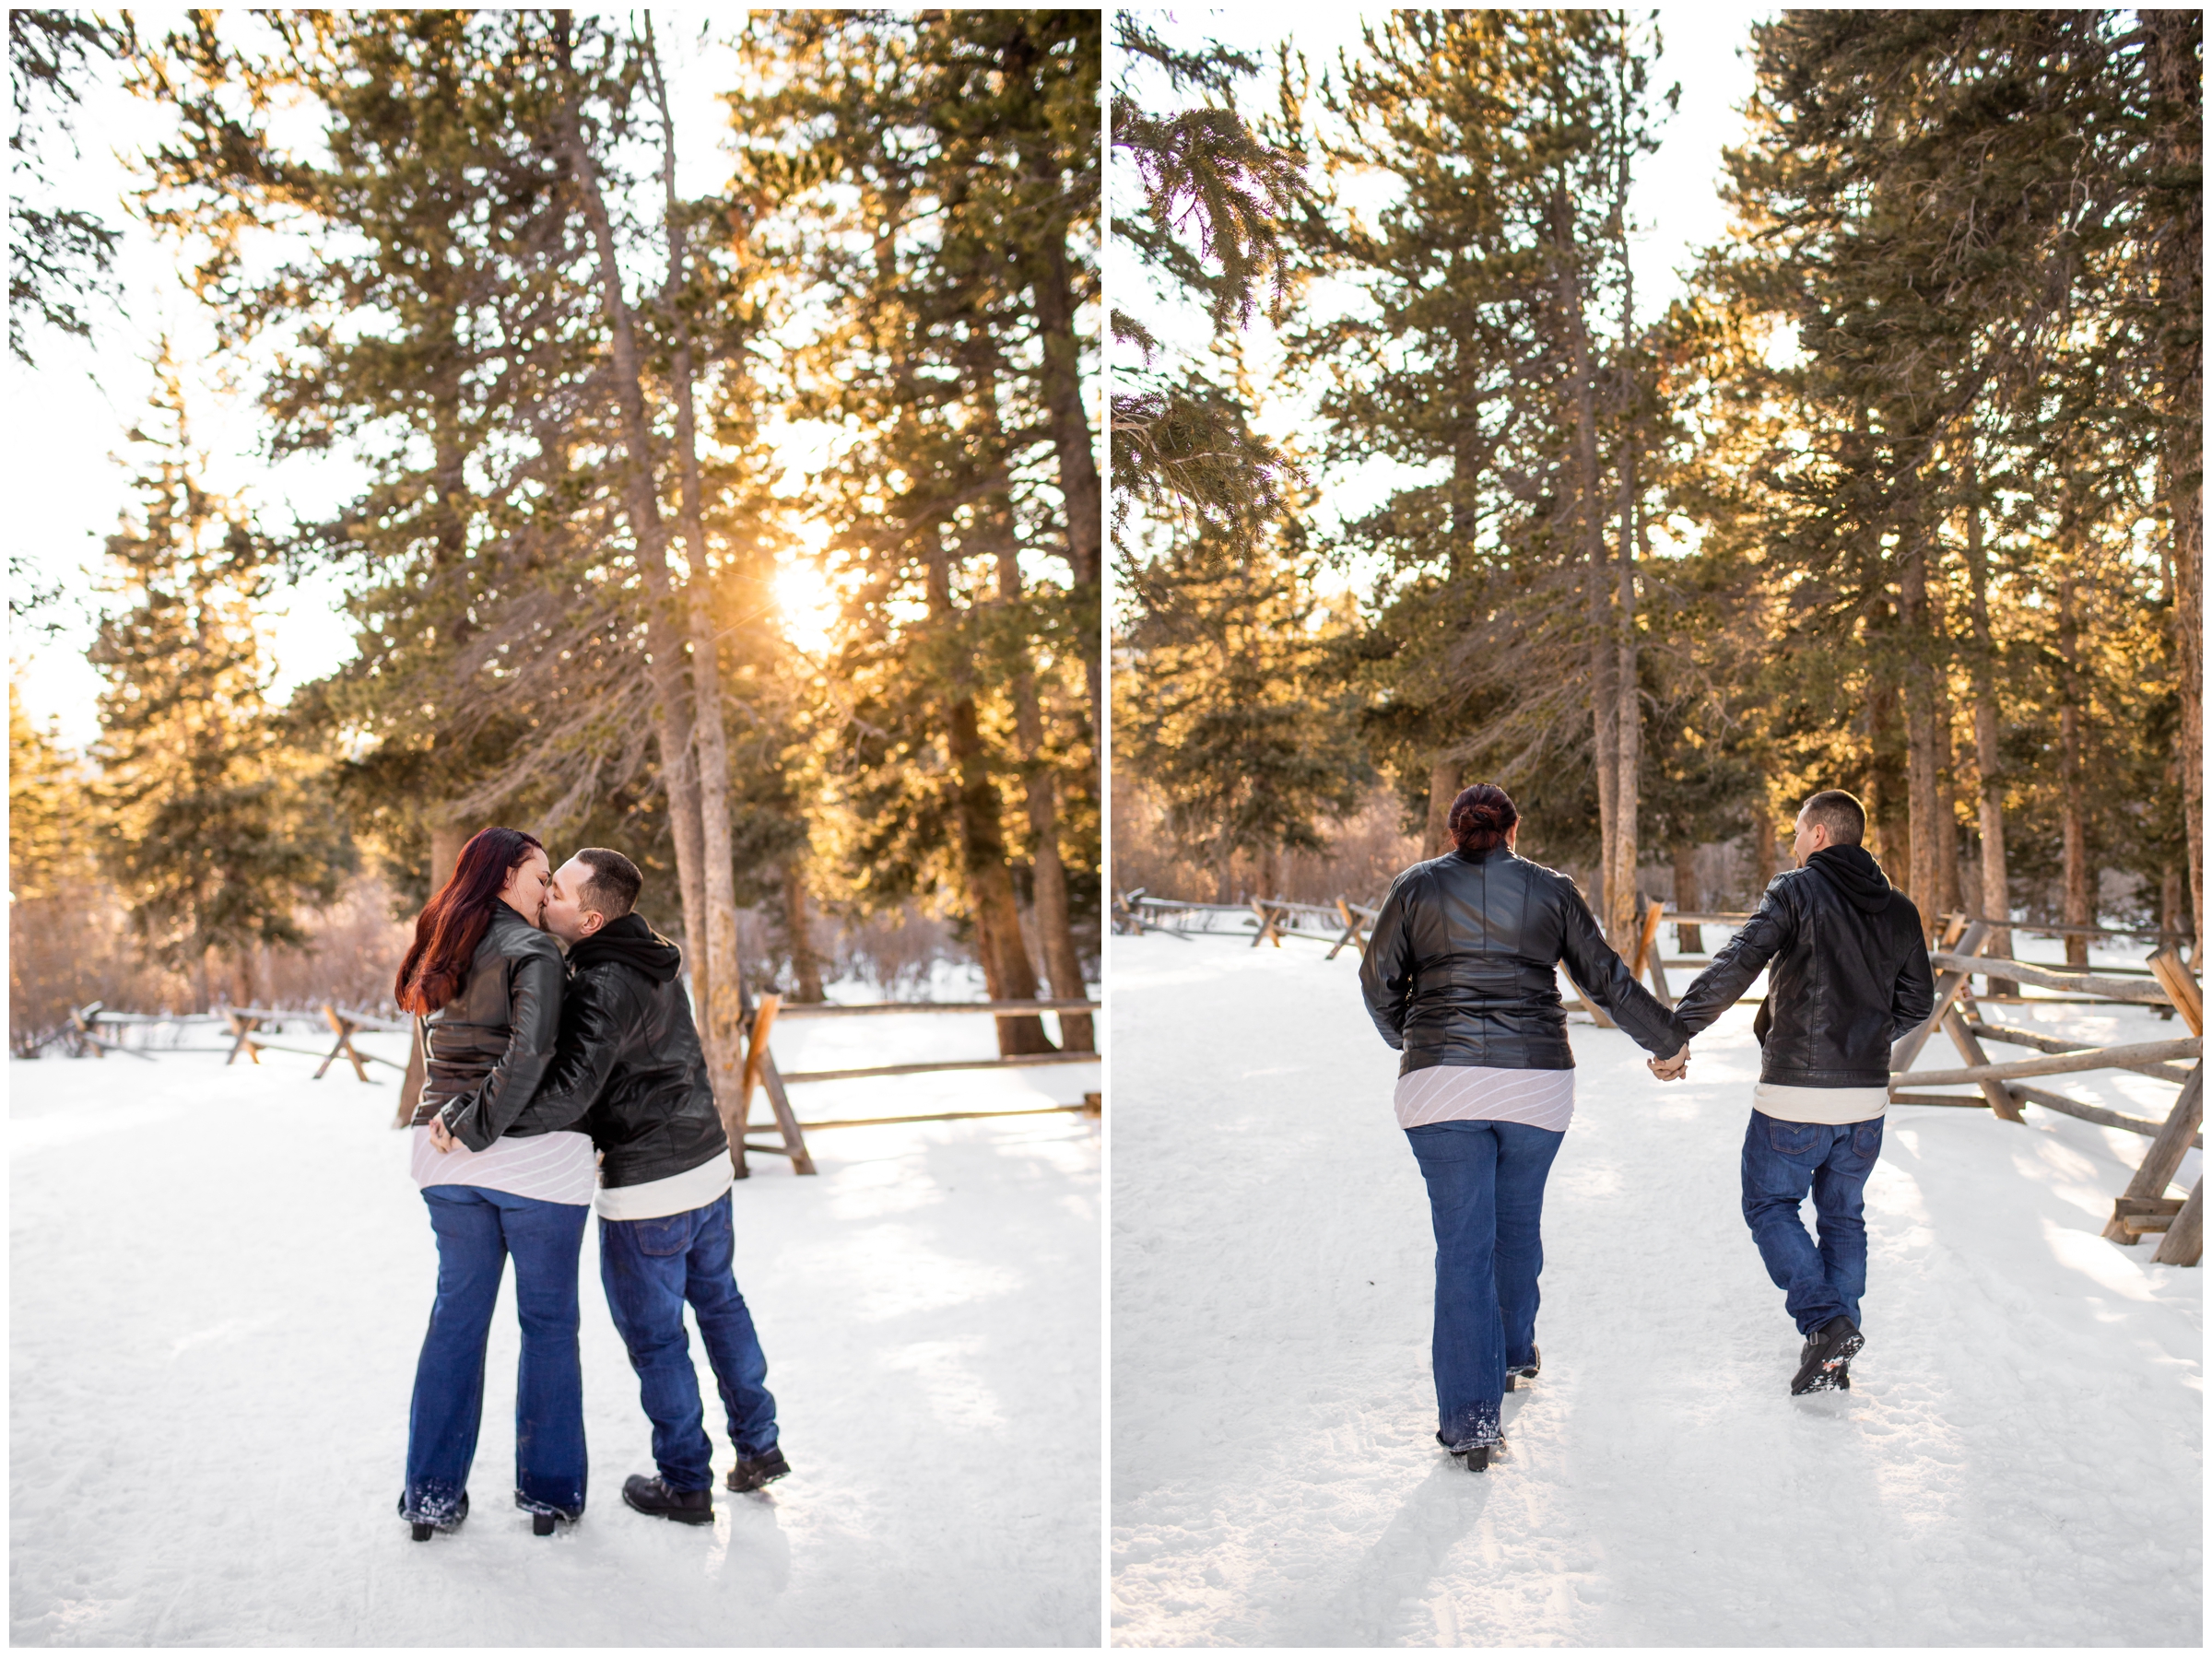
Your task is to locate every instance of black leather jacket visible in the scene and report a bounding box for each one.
[446,913,729,1188]
[1672,846,1936,1087]
[1360,844,1687,1071]
[410,903,563,1130]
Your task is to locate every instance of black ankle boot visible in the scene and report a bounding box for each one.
[1791,1315,1865,1395]
[725,1447,792,1493]
[622,1474,714,1524]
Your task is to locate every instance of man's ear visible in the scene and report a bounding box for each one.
[579,910,606,937]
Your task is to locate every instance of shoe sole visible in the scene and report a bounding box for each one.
[623,1489,714,1524]
[726,1467,791,1494]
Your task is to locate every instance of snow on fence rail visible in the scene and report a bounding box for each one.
[1118,888,2205,1263]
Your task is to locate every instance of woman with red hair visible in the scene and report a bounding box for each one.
[394,826,592,1540]
[1359,784,1688,1470]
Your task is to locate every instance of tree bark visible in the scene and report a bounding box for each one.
[1025,190,1103,736]
[1898,536,1942,937]
[1751,793,1776,894]
[643,21,748,1133]
[1426,757,1458,856]
[2148,10,2203,960]
[996,538,1094,1052]
[925,532,1054,1055]
[1672,842,1702,954]
[549,18,714,1064]
[782,863,825,1003]
[1960,458,2017,992]
[1548,181,1618,944]
[2057,569,2092,967]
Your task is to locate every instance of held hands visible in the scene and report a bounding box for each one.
[1647,1044,1690,1082]
[429,1113,460,1154]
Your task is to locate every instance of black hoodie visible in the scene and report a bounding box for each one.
[1672,844,1936,1088]
[565,911,683,983]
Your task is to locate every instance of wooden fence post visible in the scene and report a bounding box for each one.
[2152,1178,2204,1265]
[1939,1007,2025,1122]
[2147,946,2204,1036]
[1890,920,1992,1073]
[1326,898,1368,961]
[2105,1064,2206,1244]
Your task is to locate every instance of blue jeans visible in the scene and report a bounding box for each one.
[1740,1111,1884,1336]
[598,1191,779,1492]
[403,1185,590,1522]
[1405,1120,1565,1450]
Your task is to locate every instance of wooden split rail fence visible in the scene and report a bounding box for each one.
[1121,887,2203,1263]
[725,993,1101,1179]
[40,1001,409,1080]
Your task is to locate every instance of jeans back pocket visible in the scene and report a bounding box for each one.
[629,1215,691,1258]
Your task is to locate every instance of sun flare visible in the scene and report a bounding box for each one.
[772,532,841,657]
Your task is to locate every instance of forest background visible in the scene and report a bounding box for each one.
[8,8,1103,1086]
[1112,7,2202,969]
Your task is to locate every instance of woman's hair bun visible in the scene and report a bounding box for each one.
[1447,782,1519,855]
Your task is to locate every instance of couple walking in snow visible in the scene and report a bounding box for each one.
[1359,784,1936,1469]
[392,828,788,1537]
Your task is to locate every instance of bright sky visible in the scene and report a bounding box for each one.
[6,12,767,750]
[1110,6,1771,575]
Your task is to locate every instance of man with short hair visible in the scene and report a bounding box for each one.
[441,847,788,1522]
[1657,791,1935,1394]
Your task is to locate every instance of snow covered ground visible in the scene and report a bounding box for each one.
[1110,931,2201,1646]
[10,1004,1100,1646]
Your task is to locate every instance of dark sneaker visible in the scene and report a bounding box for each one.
[725,1448,792,1494]
[622,1474,713,1524]
[1791,1315,1864,1396]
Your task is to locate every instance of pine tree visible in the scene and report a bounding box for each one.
[88,359,347,1007]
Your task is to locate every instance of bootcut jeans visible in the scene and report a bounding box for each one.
[402,1183,590,1523]
[1739,1109,1883,1336]
[598,1190,779,1492]
[1404,1118,1565,1450]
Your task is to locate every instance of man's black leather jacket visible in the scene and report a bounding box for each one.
[1672,845,1936,1087]
[1359,844,1687,1071]
[444,913,729,1187]
[410,902,563,1130]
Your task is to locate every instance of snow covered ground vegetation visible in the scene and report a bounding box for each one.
[11,1006,1100,1646]
[1111,932,2201,1646]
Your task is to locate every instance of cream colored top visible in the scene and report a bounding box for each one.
[1753,1081,1888,1125]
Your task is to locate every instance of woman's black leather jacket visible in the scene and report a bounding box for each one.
[1359,844,1686,1072]
[408,902,565,1132]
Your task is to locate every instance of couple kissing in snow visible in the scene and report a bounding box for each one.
[1360,784,1936,1469]
[393,828,787,1537]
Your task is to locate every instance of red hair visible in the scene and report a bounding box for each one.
[1449,783,1519,855]
[394,827,546,1015]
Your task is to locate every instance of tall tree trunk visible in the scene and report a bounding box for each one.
[1961,455,2017,991]
[996,537,1094,1052]
[1927,570,1960,919]
[1751,793,1776,893]
[1868,674,1907,876]
[925,532,1054,1054]
[1023,182,1103,736]
[2057,569,2092,967]
[1671,841,1702,954]
[643,23,747,1130]
[1426,757,1458,856]
[1550,181,1619,945]
[1611,434,1641,948]
[549,18,713,1058]
[781,864,825,1004]
[2148,10,2203,960]
[1898,536,1942,936]
[429,816,469,900]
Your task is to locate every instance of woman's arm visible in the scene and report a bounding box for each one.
[437,947,563,1152]
[1557,881,1688,1058]
[1358,874,1418,1049]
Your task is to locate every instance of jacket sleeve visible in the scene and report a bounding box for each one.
[1358,873,1418,1050]
[1671,876,1795,1040]
[440,946,565,1152]
[1556,879,1688,1057]
[1890,919,1936,1043]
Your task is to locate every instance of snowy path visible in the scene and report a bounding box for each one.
[11,1026,1099,1646]
[1110,933,2201,1646]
